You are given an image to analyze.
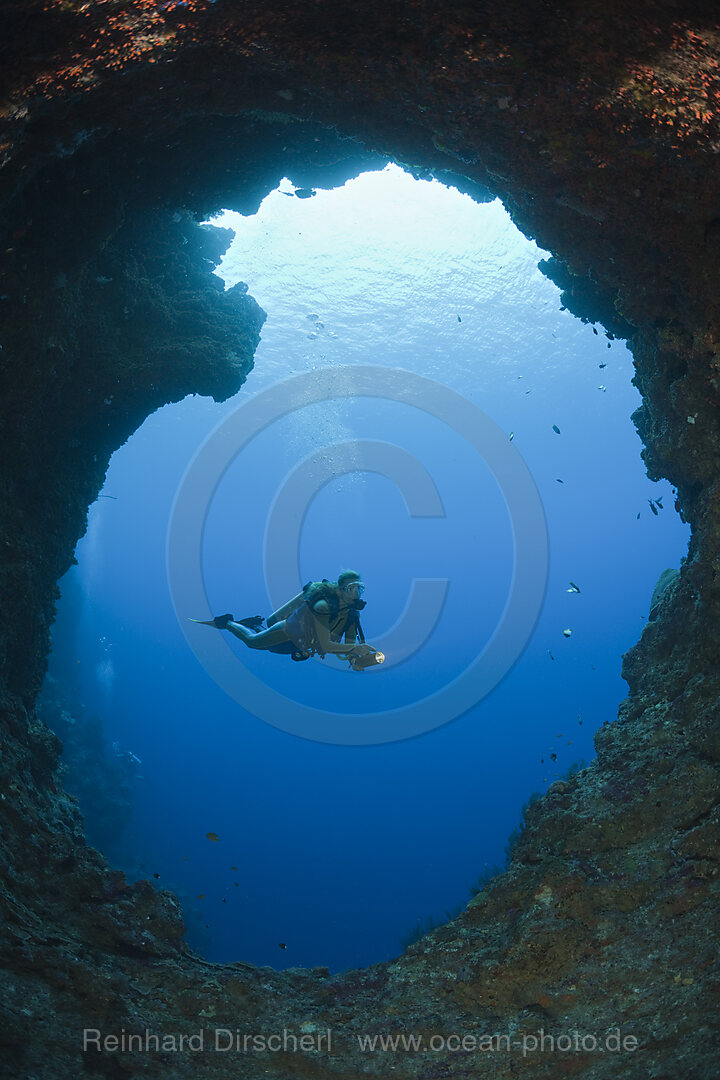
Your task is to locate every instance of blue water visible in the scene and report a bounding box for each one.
[49,165,688,971]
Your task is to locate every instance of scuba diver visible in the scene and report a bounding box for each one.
[194,570,384,671]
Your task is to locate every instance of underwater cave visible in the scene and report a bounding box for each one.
[44,164,689,974]
[1,2,719,1078]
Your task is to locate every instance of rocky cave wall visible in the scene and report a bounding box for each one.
[0,1,719,1077]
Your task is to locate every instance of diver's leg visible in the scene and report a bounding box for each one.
[226,620,291,650]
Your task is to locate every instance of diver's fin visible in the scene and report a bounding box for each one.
[189,613,234,629]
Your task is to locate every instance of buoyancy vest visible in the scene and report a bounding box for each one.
[285,580,365,659]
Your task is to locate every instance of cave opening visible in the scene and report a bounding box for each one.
[41,161,690,974]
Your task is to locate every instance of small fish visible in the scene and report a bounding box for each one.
[457,315,462,322]
[198,894,205,899]
[222,899,227,904]
[655,496,664,510]
[307,313,320,320]
[599,362,607,369]
[231,866,238,871]
[206,832,220,843]
[294,187,316,199]
[562,628,572,637]
[598,385,606,392]
[578,720,583,725]
[592,327,598,335]
[509,431,514,441]
[153,873,160,879]
[550,753,557,762]
[548,650,555,661]
[648,500,658,516]
[552,424,561,434]
[234,883,239,887]
[567,581,581,593]
[278,943,287,950]
[556,478,564,483]
[637,512,641,519]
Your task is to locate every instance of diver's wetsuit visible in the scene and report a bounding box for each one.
[225,581,363,660]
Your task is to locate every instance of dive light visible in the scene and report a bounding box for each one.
[351,650,385,671]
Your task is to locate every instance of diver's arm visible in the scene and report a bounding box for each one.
[266,591,306,628]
